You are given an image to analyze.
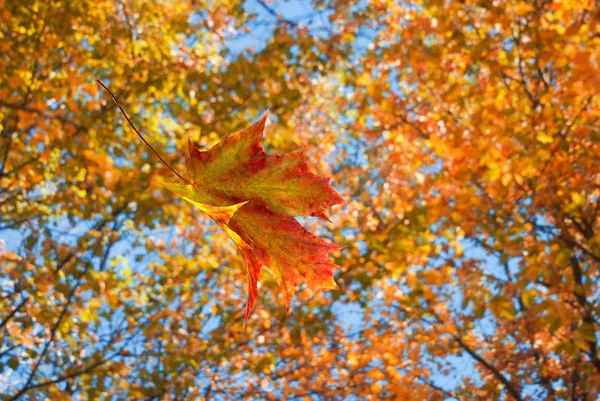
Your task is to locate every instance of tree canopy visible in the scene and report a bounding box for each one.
[1,0,600,399]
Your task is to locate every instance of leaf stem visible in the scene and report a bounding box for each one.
[96,80,190,185]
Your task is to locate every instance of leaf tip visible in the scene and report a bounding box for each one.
[254,110,269,130]
[257,110,269,127]
[312,211,333,222]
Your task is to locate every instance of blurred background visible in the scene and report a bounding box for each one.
[1,0,600,399]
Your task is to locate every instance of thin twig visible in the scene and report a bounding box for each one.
[255,0,299,27]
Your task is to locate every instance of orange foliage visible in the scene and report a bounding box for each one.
[1,0,600,399]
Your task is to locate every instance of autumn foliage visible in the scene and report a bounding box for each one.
[2,0,600,400]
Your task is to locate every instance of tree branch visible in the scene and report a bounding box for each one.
[0,100,85,131]
[0,297,27,332]
[453,335,523,401]
[255,0,300,27]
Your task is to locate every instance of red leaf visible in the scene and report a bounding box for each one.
[161,114,344,324]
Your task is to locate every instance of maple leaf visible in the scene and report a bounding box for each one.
[97,81,344,324]
[161,114,344,323]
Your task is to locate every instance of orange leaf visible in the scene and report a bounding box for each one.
[161,114,344,324]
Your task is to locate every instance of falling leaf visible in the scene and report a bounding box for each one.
[161,113,344,324]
